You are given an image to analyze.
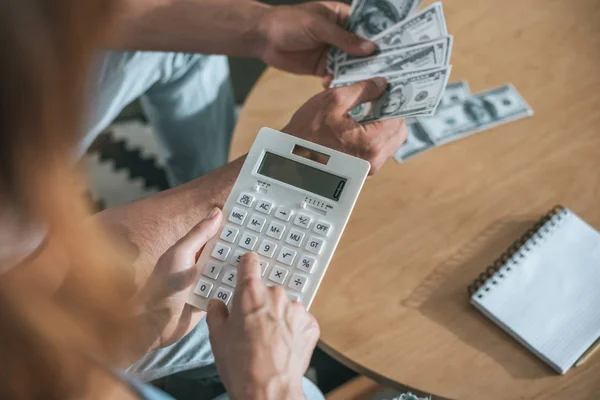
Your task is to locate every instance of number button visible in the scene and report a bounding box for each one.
[257,239,277,258]
[193,279,213,298]
[259,260,269,276]
[293,213,313,229]
[211,243,231,261]
[274,206,293,222]
[220,225,239,243]
[202,263,222,279]
[277,247,297,266]
[239,232,258,251]
[231,250,245,266]
[221,268,237,288]
[268,265,289,285]
[266,221,286,240]
[213,286,233,305]
[297,255,316,274]
[313,221,332,237]
[305,236,325,255]
[236,192,255,208]
[285,229,305,248]
[246,214,267,233]
[255,199,274,215]
[287,273,309,293]
[228,207,248,225]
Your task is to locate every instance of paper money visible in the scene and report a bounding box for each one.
[347,67,451,122]
[327,0,424,73]
[393,121,434,162]
[418,84,534,145]
[437,80,471,108]
[335,36,452,81]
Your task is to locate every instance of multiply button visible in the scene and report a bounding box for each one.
[236,192,255,208]
[228,207,247,225]
[313,221,332,237]
[293,213,313,229]
[305,236,325,255]
[268,266,288,285]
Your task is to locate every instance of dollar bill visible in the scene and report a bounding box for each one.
[438,80,471,108]
[342,2,447,64]
[393,121,435,162]
[327,0,424,73]
[347,66,452,122]
[418,84,534,145]
[334,36,452,81]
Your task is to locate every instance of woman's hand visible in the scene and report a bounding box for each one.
[207,253,320,400]
[283,77,408,175]
[136,208,222,352]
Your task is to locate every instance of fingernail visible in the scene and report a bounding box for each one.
[373,77,388,88]
[360,41,377,53]
[207,207,220,219]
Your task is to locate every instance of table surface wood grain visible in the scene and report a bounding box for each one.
[230,0,600,398]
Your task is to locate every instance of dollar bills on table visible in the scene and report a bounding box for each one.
[393,121,434,162]
[418,84,534,145]
[327,0,424,73]
[345,67,451,122]
[341,2,448,63]
[437,80,471,108]
[334,36,452,81]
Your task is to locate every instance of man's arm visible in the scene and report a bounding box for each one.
[109,0,269,57]
[98,156,245,285]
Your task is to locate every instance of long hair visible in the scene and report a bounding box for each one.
[0,1,139,398]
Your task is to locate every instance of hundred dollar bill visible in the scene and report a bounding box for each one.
[393,121,435,162]
[327,0,424,73]
[329,67,424,89]
[347,66,452,122]
[343,2,447,64]
[334,36,452,80]
[438,80,471,108]
[418,84,534,145]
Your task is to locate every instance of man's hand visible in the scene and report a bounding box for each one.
[258,2,376,77]
[207,253,319,400]
[283,77,408,174]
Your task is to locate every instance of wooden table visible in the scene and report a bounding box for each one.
[230,0,600,398]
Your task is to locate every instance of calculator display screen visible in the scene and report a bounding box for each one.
[257,152,347,201]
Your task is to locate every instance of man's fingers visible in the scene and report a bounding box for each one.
[206,299,229,332]
[170,208,222,263]
[330,77,388,113]
[233,252,267,315]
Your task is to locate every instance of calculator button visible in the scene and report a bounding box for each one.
[231,250,245,266]
[287,293,301,302]
[228,207,248,225]
[268,266,289,285]
[239,232,259,251]
[277,247,297,266]
[255,199,274,215]
[259,260,269,276]
[313,221,332,237]
[202,263,222,279]
[220,225,239,243]
[285,229,305,248]
[213,286,233,305]
[293,213,313,229]
[236,192,255,208]
[246,214,267,233]
[193,279,213,298]
[257,239,277,258]
[266,221,286,240]
[305,236,325,255]
[221,268,237,288]
[288,273,309,293]
[297,255,317,274]
[274,206,293,222]
[211,243,231,261]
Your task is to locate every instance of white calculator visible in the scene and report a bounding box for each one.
[187,127,370,310]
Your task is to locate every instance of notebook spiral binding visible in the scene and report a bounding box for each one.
[467,205,567,297]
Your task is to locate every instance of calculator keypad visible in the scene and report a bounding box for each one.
[197,191,332,307]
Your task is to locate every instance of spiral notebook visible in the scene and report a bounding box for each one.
[468,206,600,374]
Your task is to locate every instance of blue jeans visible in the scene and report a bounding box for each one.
[88,51,324,400]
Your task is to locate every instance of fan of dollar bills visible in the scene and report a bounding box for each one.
[327,0,534,162]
